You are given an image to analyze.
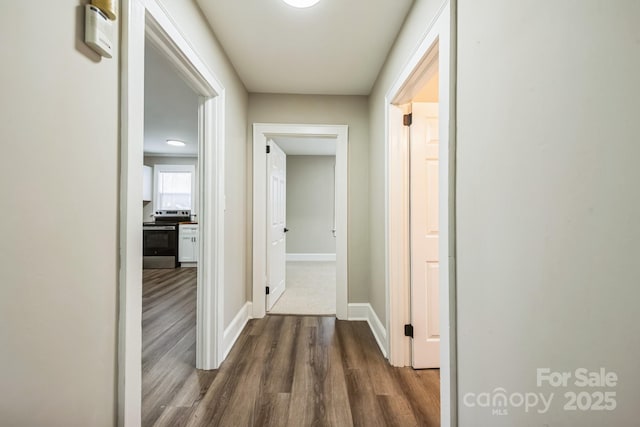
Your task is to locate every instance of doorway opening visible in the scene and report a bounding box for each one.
[252,124,348,320]
[385,2,455,425]
[140,39,201,426]
[268,137,337,315]
[119,2,226,425]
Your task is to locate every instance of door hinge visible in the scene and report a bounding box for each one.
[404,324,414,338]
[266,286,270,295]
[266,145,271,154]
[403,113,412,126]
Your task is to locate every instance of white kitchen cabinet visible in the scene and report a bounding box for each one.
[143,165,152,202]
[179,224,198,264]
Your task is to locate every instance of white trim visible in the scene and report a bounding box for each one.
[286,253,337,262]
[118,3,146,426]
[222,302,253,360]
[384,2,456,426]
[181,262,197,268]
[348,303,388,358]
[386,101,412,369]
[252,124,349,320]
[197,94,226,372]
[119,1,226,425]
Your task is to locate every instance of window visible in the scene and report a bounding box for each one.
[154,164,196,211]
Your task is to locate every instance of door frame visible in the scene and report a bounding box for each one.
[119,1,226,425]
[385,1,457,426]
[252,123,348,320]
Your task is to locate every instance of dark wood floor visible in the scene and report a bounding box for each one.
[142,268,440,427]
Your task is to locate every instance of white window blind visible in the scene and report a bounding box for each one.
[154,165,196,211]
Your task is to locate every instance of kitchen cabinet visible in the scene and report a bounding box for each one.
[143,165,152,202]
[179,224,198,264]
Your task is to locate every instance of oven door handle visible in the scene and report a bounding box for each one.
[143,226,176,231]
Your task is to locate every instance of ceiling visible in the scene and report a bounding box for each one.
[272,135,336,155]
[144,42,199,156]
[196,0,415,95]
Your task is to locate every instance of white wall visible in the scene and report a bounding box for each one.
[0,2,119,425]
[286,156,336,254]
[456,0,640,425]
[368,0,447,325]
[373,0,640,424]
[158,0,249,328]
[248,94,370,302]
[0,1,250,424]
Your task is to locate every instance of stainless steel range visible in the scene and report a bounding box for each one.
[143,210,190,269]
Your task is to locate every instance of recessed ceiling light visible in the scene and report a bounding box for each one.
[166,139,186,147]
[282,0,321,8]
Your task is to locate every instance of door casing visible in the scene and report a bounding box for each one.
[252,124,348,319]
[385,1,457,426]
[119,1,226,425]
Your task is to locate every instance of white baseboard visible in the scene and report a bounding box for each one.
[348,303,388,358]
[180,262,197,268]
[222,302,252,360]
[286,253,336,262]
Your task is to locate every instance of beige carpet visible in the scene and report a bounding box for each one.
[269,261,336,315]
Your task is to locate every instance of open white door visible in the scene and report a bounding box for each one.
[410,102,440,368]
[266,140,287,310]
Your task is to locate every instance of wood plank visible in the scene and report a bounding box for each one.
[285,318,321,426]
[393,368,441,426]
[377,394,420,427]
[320,317,353,426]
[141,270,440,427]
[252,392,291,427]
[345,367,385,427]
[142,268,198,427]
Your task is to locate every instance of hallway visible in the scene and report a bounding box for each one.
[141,270,440,426]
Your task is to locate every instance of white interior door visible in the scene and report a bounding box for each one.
[410,102,440,368]
[266,140,287,310]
